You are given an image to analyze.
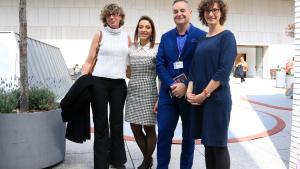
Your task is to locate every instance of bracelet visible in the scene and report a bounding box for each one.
[203,89,211,98]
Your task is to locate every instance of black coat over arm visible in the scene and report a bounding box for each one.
[60,75,93,143]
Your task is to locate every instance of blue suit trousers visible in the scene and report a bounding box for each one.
[156,98,194,169]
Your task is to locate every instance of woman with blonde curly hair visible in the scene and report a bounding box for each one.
[82,3,130,169]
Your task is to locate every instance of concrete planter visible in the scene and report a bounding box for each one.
[276,70,286,88]
[286,74,294,89]
[270,68,277,79]
[0,109,66,169]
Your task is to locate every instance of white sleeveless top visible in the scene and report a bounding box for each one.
[92,26,129,79]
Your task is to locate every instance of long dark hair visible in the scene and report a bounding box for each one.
[134,16,156,48]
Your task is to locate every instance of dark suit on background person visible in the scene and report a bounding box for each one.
[156,22,206,168]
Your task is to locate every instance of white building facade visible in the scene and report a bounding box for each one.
[290,1,300,168]
[0,0,298,168]
[0,0,294,78]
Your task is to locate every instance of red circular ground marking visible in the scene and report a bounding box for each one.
[90,111,285,144]
[90,98,287,144]
[241,96,292,111]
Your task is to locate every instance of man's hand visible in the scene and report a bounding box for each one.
[170,83,186,98]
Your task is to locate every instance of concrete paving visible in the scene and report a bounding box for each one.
[52,77,292,169]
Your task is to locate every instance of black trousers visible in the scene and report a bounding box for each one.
[205,146,230,169]
[241,71,246,82]
[91,76,127,169]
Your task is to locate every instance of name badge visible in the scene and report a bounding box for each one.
[173,61,183,69]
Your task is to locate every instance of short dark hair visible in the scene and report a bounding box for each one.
[198,0,227,26]
[173,0,190,6]
[134,16,156,48]
[100,3,125,27]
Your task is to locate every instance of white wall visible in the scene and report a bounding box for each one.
[236,45,295,79]
[263,44,295,78]
[0,0,294,43]
[0,32,19,77]
[0,0,294,70]
[43,40,91,68]
[225,0,294,45]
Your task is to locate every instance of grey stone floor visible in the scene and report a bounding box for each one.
[53,78,292,169]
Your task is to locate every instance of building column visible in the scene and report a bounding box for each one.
[290,1,300,168]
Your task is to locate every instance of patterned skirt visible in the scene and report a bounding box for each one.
[125,78,158,125]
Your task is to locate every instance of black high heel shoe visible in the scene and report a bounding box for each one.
[138,157,153,169]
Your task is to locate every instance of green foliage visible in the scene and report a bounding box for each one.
[0,87,58,113]
[28,87,58,111]
[0,89,19,113]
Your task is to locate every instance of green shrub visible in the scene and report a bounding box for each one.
[0,87,58,113]
[29,87,58,111]
[0,89,19,113]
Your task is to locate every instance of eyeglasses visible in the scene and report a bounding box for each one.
[204,8,220,15]
[107,13,120,18]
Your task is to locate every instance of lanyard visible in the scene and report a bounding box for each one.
[176,35,187,61]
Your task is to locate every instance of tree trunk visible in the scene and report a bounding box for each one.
[19,0,28,112]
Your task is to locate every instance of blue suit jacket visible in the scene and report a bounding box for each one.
[156,24,206,103]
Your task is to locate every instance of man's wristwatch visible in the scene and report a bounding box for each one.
[203,89,211,98]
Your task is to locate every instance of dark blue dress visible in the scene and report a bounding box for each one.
[189,30,237,147]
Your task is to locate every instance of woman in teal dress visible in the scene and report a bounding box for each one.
[186,0,237,169]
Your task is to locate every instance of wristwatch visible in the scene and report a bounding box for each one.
[203,89,211,98]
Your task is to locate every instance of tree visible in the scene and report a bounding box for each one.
[19,0,29,112]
